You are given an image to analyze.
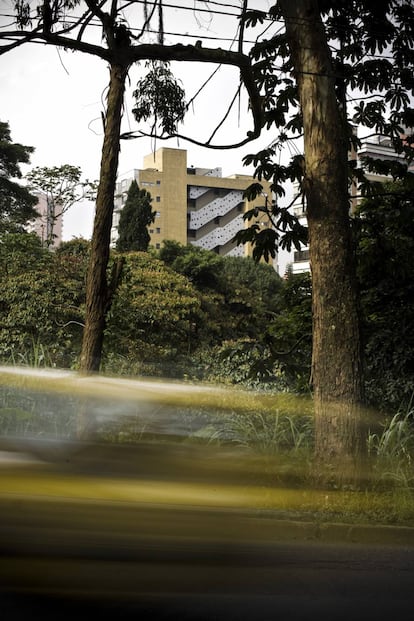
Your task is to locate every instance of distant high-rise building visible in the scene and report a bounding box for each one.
[112,148,275,266]
[27,191,63,248]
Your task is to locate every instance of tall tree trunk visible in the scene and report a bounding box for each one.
[280,0,364,464]
[79,62,128,373]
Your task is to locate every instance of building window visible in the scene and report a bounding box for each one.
[156,227,161,234]
[155,243,160,249]
[156,180,161,185]
[156,196,161,202]
[155,211,161,218]
[149,229,154,234]
[294,249,310,262]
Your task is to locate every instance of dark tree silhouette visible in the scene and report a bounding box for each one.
[116,181,155,252]
[0,120,37,233]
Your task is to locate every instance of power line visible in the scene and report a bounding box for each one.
[0,1,278,27]
[118,0,244,20]
[0,3,272,46]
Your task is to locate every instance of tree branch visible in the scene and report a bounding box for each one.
[110,0,119,21]
[120,128,257,150]
[84,0,110,25]
[127,43,264,138]
[207,83,242,144]
[238,0,248,54]
[76,2,107,42]
[0,30,112,60]
[0,31,264,141]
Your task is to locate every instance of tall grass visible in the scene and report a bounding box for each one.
[8,337,55,368]
[210,410,314,455]
[367,403,414,490]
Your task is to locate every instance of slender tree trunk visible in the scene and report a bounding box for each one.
[280,0,364,465]
[79,62,128,373]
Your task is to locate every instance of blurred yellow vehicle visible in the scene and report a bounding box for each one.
[1,367,414,620]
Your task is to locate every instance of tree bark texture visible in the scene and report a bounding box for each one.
[79,62,128,373]
[280,0,364,462]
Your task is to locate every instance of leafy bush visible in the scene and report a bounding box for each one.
[198,339,289,390]
[105,252,201,369]
[0,233,86,367]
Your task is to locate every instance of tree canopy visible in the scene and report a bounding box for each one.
[116,181,155,252]
[235,1,414,254]
[0,120,37,233]
[26,164,95,247]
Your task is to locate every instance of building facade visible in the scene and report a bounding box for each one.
[112,148,274,264]
[27,191,63,248]
[289,132,414,274]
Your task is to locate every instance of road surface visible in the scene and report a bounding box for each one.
[1,496,413,620]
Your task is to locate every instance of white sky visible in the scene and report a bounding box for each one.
[0,1,292,269]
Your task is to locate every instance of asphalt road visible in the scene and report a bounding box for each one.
[1,496,414,621]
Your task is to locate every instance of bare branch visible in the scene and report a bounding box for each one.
[77,2,107,42]
[0,29,111,61]
[110,0,119,21]
[0,34,37,55]
[132,0,159,41]
[84,0,110,25]
[121,128,257,150]
[207,83,242,144]
[238,0,248,54]
[186,64,222,111]
[84,0,115,48]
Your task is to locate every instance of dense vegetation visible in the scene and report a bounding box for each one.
[1,115,413,502]
[356,178,414,411]
[0,218,412,415]
[1,207,414,513]
[0,121,412,415]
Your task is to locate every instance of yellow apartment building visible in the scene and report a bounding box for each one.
[112,147,274,263]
